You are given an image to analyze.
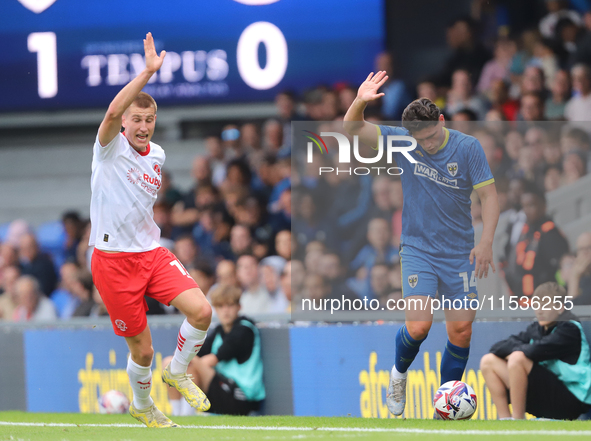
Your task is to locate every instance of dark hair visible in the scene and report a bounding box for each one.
[522,180,546,204]
[453,108,478,121]
[402,98,441,133]
[522,91,544,105]
[226,159,252,186]
[62,211,81,224]
[564,127,590,146]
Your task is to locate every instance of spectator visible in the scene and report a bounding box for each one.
[164,284,265,416]
[87,285,109,317]
[275,90,297,147]
[477,38,517,94]
[0,265,20,321]
[539,0,582,38]
[62,211,83,263]
[159,169,183,206]
[230,225,253,260]
[262,119,284,153]
[370,263,393,302]
[318,252,358,301]
[69,270,96,318]
[188,261,215,297]
[374,52,411,120]
[204,135,226,187]
[50,262,81,319]
[274,230,291,261]
[221,124,243,160]
[544,165,563,192]
[215,260,239,288]
[259,256,288,313]
[567,231,591,304]
[0,243,18,285]
[565,63,591,123]
[18,233,57,296]
[416,79,446,109]
[520,65,546,97]
[12,275,57,322]
[545,69,571,119]
[435,16,491,87]
[173,235,198,269]
[503,184,569,298]
[5,219,32,248]
[445,69,488,119]
[562,150,587,184]
[237,255,271,314]
[519,91,546,121]
[531,39,560,88]
[488,79,520,121]
[481,282,591,420]
[500,178,527,265]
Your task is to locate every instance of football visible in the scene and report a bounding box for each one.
[433,380,477,420]
[98,390,131,414]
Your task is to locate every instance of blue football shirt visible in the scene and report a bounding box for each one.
[377,125,494,256]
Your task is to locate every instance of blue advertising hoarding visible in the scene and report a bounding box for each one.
[1,0,383,111]
[289,322,528,419]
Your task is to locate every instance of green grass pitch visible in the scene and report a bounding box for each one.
[1,412,591,440]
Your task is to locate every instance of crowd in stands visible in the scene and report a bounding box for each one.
[2,1,591,320]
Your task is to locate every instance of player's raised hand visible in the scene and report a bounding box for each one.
[357,71,389,103]
[144,32,166,73]
[470,241,496,279]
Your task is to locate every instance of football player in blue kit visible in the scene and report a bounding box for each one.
[344,71,499,417]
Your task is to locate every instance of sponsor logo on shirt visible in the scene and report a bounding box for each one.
[413,161,459,189]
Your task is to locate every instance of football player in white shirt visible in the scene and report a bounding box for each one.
[90,33,212,428]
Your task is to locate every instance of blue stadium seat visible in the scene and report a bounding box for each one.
[36,220,66,272]
[0,223,10,243]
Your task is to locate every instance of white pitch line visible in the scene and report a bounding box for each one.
[1,421,591,436]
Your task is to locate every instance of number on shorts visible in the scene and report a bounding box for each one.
[170,259,193,279]
[459,271,477,292]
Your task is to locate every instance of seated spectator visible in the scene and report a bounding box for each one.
[318,252,358,302]
[12,275,57,322]
[544,165,563,192]
[545,69,571,119]
[480,282,591,420]
[568,232,591,304]
[0,265,20,321]
[416,78,446,109]
[215,260,239,289]
[562,150,587,184]
[62,211,83,263]
[164,284,265,416]
[539,0,582,39]
[237,255,271,314]
[445,69,489,119]
[274,230,291,261]
[0,243,18,285]
[230,225,253,260]
[71,271,99,317]
[519,91,546,122]
[18,233,57,296]
[370,263,393,302]
[504,184,569,298]
[188,260,215,297]
[477,38,517,94]
[51,262,82,319]
[349,218,398,298]
[565,63,591,125]
[374,51,411,120]
[259,256,289,313]
[173,235,198,269]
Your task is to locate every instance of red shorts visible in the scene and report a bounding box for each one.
[91,247,199,337]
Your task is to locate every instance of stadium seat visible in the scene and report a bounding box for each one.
[0,223,10,243]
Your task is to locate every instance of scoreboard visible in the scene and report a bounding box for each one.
[1,0,384,111]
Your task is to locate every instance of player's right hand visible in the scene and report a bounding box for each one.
[357,71,389,103]
[144,32,166,73]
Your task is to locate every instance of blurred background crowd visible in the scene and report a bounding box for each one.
[2,0,591,322]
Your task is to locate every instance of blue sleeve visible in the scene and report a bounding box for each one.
[376,124,410,165]
[468,139,494,189]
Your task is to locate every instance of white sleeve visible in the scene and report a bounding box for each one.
[93,132,124,162]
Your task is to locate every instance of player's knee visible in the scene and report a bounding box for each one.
[134,347,154,366]
[507,351,527,368]
[406,322,430,340]
[187,299,212,328]
[449,324,472,346]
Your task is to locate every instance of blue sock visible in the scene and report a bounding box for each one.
[440,340,470,384]
[394,325,426,373]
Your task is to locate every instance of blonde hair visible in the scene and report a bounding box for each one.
[533,281,566,299]
[131,92,157,113]
[210,284,242,307]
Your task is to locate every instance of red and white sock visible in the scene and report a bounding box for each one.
[170,319,207,375]
[127,357,154,410]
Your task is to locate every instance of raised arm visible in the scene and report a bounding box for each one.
[98,32,166,146]
[343,71,389,147]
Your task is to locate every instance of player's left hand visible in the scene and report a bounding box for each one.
[470,241,496,279]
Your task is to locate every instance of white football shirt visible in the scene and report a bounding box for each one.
[89,132,165,252]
